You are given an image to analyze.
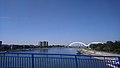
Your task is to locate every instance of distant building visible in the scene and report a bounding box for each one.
[38,41,48,47]
[0,41,2,46]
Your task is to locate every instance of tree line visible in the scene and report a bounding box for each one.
[0,44,35,51]
[90,41,120,54]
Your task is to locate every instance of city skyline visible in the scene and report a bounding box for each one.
[0,0,120,45]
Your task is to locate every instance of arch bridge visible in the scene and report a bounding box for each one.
[67,42,103,48]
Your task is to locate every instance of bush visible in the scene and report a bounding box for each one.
[113,49,120,54]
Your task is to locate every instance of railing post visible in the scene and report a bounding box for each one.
[32,54,34,68]
[116,57,120,68]
[118,57,120,66]
[118,57,120,64]
[3,53,5,67]
[75,55,78,68]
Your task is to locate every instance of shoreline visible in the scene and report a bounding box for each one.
[79,49,120,56]
[0,48,33,52]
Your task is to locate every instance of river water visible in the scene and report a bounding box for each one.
[15,48,82,54]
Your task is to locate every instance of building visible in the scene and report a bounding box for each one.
[38,41,48,47]
[0,41,2,46]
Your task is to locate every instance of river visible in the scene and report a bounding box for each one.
[14,47,82,54]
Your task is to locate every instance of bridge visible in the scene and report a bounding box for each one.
[0,52,120,68]
[67,42,104,48]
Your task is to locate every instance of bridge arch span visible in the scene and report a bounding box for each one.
[68,42,88,47]
[87,42,104,46]
[68,42,103,47]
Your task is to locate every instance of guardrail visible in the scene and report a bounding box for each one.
[0,52,120,68]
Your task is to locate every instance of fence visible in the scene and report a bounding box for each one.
[0,52,120,68]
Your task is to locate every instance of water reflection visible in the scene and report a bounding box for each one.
[39,48,48,53]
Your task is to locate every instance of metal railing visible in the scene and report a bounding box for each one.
[0,52,120,68]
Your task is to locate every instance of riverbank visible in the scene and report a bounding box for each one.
[78,49,120,56]
[0,48,33,52]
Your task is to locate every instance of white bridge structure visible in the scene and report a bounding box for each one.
[68,42,104,48]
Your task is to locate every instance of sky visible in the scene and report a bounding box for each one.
[0,0,120,45]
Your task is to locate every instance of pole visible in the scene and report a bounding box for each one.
[75,55,78,68]
[32,54,34,68]
[118,57,120,67]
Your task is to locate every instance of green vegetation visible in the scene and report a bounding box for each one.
[77,50,83,54]
[0,44,35,52]
[90,41,120,54]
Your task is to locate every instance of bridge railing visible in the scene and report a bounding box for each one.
[0,52,120,68]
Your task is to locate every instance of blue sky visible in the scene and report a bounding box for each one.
[0,0,120,45]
